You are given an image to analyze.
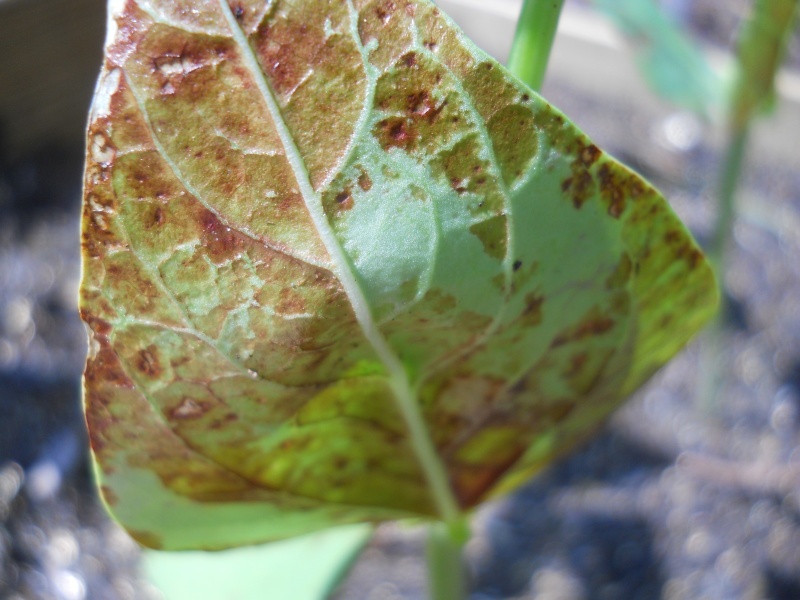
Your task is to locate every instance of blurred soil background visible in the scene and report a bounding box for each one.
[1,0,799,598]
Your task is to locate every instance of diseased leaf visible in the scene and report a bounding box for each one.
[81,0,718,550]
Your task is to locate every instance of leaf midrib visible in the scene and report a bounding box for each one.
[218,0,461,524]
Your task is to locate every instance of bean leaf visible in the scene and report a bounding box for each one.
[81,0,717,550]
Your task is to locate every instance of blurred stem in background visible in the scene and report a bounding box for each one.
[508,0,566,91]
[702,0,800,408]
[425,0,567,596]
[711,0,800,270]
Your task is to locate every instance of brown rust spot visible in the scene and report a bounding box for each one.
[688,248,702,269]
[400,51,418,68]
[149,206,165,228]
[375,1,396,23]
[86,342,135,390]
[552,310,615,347]
[276,286,307,314]
[255,17,326,97]
[170,397,211,420]
[100,485,119,506]
[469,215,508,261]
[209,413,239,430]
[486,104,537,185]
[358,172,373,191]
[451,449,529,507]
[523,293,544,313]
[562,171,594,209]
[146,36,235,103]
[580,144,602,167]
[596,164,626,218]
[564,352,588,377]
[406,91,436,116]
[374,117,417,151]
[200,209,244,262]
[450,178,467,194]
[136,346,161,378]
[431,135,501,212]
[80,309,113,337]
[334,188,353,210]
[560,140,604,209]
[373,53,451,155]
[520,293,544,326]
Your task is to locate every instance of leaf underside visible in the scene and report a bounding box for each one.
[81,0,717,550]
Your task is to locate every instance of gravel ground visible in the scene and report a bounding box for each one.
[1,1,799,599]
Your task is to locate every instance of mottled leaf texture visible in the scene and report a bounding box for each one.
[81,0,717,550]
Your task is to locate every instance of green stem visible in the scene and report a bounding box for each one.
[508,0,566,91]
[699,125,748,411]
[709,127,748,275]
[426,521,468,600]
[711,0,799,274]
[699,0,798,410]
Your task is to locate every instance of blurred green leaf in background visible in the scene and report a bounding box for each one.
[592,0,726,117]
[144,524,370,600]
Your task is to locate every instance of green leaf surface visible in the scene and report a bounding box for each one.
[144,524,370,600]
[81,0,718,550]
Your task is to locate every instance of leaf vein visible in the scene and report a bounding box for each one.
[219,0,461,524]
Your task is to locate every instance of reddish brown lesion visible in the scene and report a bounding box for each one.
[253,9,328,99]
[135,346,162,378]
[142,33,235,103]
[596,163,628,218]
[85,337,136,391]
[151,206,165,227]
[605,253,633,290]
[374,116,418,150]
[561,171,595,209]
[406,90,438,117]
[199,209,245,264]
[335,186,354,207]
[520,293,544,327]
[169,397,213,420]
[231,3,245,21]
[430,135,502,213]
[357,171,373,192]
[100,485,119,507]
[372,53,452,155]
[559,139,605,209]
[375,0,398,23]
[447,429,531,507]
[580,144,602,167]
[83,338,135,464]
[552,308,616,348]
[485,104,538,185]
[276,286,308,314]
